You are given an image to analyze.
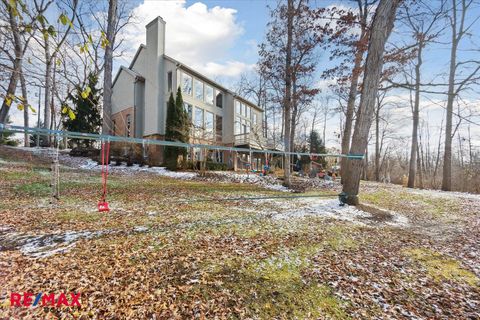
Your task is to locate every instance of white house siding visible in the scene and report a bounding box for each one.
[144,17,166,136]
[112,69,134,114]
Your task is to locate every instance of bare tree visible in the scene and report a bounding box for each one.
[442,0,480,191]
[398,0,446,188]
[102,0,118,135]
[342,0,401,205]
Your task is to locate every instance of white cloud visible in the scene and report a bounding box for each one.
[120,0,249,79]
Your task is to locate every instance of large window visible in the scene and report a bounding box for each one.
[126,114,131,137]
[167,71,173,92]
[205,85,214,105]
[205,111,214,140]
[235,100,241,115]
[216,91,223,108]
[182,73,192,95]
[194,107,204,130]
[253,113,257,124]
[235,116,241,135]
[194,79,204,101]
[215,115,222,142]
[246,106,251,118]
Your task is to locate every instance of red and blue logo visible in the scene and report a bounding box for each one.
[9,292,81,307]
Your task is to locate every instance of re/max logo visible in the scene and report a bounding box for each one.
[10,292,81,307]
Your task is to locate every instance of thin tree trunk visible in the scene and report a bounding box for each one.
[442,0,459,191]
[283,0,294,187]
[342,0,400,205]
[375,103,380,181]
[340,3,368,180]
[408,40,423,188]
[102,0,118,134]
[20,73,30,147]
[0,5,22,124]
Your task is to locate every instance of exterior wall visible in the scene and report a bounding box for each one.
[111,107,135,137]
[144,17,166,136]
[112,69,134,115]
[176,67,228,146]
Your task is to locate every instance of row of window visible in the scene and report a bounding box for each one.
[184,103,222,141]
[181,72,223,108]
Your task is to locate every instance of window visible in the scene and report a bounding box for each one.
[246,106,251,118]
[205,111,214,140]
[253,113,257,124]
[167,71,172,92]
[216,91,223,108]
[194,107,204,132]
[184,103,192,121]
[205,85,214,105]
[215,115,222,142]
[242,119,247,134]
[181,73,192,95]
[235,116,241,135]
[194,79,203,101]
[243,103,247,117]
[235,100,241,115]
[126,114,131,137]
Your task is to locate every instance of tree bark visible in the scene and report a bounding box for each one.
[20,73,30,147]
[283,0,294,187]
[408,39,423,188]
[342,0,400,205]
[374,103,380,181]
[0,5,22,124]
[102,0,118,135]
[442,6,458,191]
[340,2,369,181]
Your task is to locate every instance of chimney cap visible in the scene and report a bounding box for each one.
[146,16,166,29]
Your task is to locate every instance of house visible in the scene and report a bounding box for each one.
[111,17,267,169]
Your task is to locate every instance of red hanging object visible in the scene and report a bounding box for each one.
[98,141,110,212]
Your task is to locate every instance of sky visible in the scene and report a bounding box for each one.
[7,0,480,152]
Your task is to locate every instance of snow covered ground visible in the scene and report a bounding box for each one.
[267,198,409,227]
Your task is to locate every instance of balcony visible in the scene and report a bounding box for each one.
[233,133,285,153]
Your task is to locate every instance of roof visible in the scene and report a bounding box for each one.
[112,66,144,88]
[113,45,263,112]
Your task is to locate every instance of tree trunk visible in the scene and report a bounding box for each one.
[442,19,458,191]
[102,0,118,135]
[283,0,294,187]
[408,40,423,188]
[342,0,400,205]
[0,6,22,124]
[374,103,380,181]
[43,43,52,145]
[340,7,368,180]
[20,73,30,147]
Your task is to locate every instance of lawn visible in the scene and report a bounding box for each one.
[0,147,479,319]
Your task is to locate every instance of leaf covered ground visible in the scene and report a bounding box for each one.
[0,147,479,319]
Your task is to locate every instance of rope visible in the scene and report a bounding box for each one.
[0,124,365,160]
[100,140,110,202]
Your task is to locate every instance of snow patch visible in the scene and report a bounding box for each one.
[270,198,409,227]
[0,230,103,258]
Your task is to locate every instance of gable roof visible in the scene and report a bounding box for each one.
[112,66,144,88]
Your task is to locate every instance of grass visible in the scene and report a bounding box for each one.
[404,248,479,287]
[1,149,478,319]
[361,189,462,217]
[233,246,349,319]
